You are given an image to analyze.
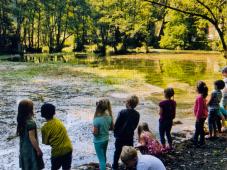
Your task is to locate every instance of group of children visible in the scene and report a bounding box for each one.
[193,75,227,146]
[17,91,175,170]
[17,101,72,170]
[17,66,227,170]
[81,91,174,170]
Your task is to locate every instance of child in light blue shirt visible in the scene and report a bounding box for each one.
[93,99,114,170]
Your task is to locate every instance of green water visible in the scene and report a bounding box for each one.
[23,52,227,110]
[24,53,225,86]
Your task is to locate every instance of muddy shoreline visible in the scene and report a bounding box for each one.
[75,130,227,170]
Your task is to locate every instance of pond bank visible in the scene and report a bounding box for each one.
[160,132,227,170]
[74,130,227,170]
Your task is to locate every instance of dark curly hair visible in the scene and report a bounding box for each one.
[214,80,225,90]
[41,103,55,120]
[196,81,207,94]
[164,88,174,99]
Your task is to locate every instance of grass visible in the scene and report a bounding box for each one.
[0,62,75,80]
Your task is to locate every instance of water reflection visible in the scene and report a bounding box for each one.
[23,53,224,89]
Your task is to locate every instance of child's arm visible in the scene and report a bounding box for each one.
[41,127,49,145]
[29,130,42,156]
[93,126,99,136]
[109,120,114,131]
[172,102,176,119]
[159,107,163,116]
[220,107,227,117]
[138,134,146,146]
[114,111,123,133]
[195,97,204,120]
[206,93,213,106]
[219,107,226,121]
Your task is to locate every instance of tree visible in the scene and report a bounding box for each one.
[41,0,73,53]
[144,0,227,57]
[160,11,189,49]
[0,0,16,53]
[70,0,92,52]
[160,10,209,50]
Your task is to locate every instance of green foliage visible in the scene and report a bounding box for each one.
[160,10,209,50]
[160,11,189,49]
[1,0,226,55]
[167,0,227,52]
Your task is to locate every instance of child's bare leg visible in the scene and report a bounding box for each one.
[209,131,213,138]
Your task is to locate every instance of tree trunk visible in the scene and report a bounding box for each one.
[100,25,107,56]
[31,14,35,48]
[214,24,227,58]
[56,12,62,49]
[37,9,41,48]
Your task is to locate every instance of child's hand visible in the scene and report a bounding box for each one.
[93,126,99,136]
[37,149,43,157]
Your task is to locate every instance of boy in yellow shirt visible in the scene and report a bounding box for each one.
[41,103,73,170]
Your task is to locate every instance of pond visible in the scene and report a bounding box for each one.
[24,52,226,111]
[0,52,226,169]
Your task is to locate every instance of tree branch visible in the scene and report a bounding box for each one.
[143,0,215,24]
[195,0,217,24]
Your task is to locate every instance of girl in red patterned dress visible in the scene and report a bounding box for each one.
[137,122,163,156]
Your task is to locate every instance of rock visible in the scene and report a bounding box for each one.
[173,120,183,126]
[74,163,126,170]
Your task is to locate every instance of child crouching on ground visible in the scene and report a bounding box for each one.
[137,122,163,156]
[193,81,208,146]
[41,103,73,170]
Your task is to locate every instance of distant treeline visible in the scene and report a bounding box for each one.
[0,0,226,56]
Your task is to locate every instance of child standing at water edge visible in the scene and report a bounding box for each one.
[207,80,225,138]
[193,81,208,146]
[112,95,140,170]
[17,99,44,170]
[93,99,114,170]
[41,103,72,170]
[159,88,176,150]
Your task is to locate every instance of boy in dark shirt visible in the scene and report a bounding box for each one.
[112,95,140,170]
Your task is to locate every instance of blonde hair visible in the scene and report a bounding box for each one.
[126,95,139,109]
[105,99,113,117]
[121,146,138,163]
[105,99,114,130]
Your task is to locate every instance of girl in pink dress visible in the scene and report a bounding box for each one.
[137,122,163,156]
